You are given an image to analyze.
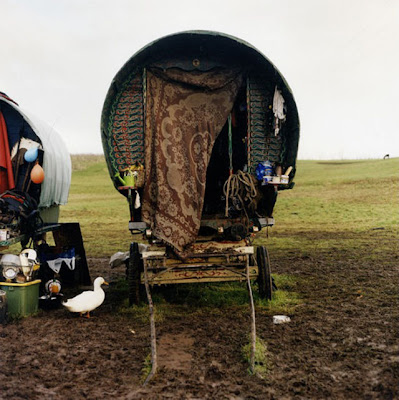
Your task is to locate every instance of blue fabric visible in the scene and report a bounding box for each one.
[0,102,42,197]
[39,247,75,262]
[255,161,273,181]
[0,102,40,150]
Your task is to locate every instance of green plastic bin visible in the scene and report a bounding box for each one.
[0,280,41,318]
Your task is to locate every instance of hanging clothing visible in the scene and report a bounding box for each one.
[47,257,75,274]
[142,67,242,251]
[272,86,286,136]
[0,111,15,193]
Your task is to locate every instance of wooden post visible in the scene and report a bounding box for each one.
[143,262,157,386]
[246,255,256,374]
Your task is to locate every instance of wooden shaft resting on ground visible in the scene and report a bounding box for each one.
[143,262,157,386]
[246,257,256,374]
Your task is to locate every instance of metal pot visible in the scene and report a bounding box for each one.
[0,254,21,267]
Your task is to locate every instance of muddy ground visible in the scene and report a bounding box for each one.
[1,242,398,399]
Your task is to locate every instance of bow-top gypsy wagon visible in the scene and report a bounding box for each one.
[101,31,300,304]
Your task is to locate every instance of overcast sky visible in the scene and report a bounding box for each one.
[1,0,398,159]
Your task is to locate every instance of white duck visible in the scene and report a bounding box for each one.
[63,277,108,318]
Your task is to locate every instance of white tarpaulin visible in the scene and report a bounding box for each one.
[0,97,71,208]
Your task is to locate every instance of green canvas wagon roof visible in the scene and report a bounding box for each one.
[104,30,298,97]
[101,30,300,185]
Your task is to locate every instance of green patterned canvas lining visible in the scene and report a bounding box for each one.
[247,77,284,173]
[106,72,285,176]
[106,71,145,173]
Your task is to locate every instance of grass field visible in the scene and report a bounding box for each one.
[61,155,398,259]
[60,154,398,318]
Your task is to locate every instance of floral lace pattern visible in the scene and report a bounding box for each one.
[142,68,242,251]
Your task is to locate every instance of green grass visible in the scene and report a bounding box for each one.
[141,353,153,383]
[242,336,270,377]
[59,156,132,256]
[118,298,173,324]
[278,158,398,231]
[257,158,398,258]
[259,290,301,315]
[112,275,301,319]
[61,156,398,258]
[70,154,105,171]
[58,155,398,312]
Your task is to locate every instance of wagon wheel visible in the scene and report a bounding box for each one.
[128,242,142,306]
[257,245,273,300]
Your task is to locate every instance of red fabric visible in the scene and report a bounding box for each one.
[0,111,15,193]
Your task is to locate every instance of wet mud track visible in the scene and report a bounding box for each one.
[1,249,397,399]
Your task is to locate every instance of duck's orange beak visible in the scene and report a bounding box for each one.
[103,281,109,285]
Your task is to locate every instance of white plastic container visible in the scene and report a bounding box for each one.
[0,229,9,241]
[263,175,273,184]
[1,254,21,267]
[273,315,291,324]
[280,175,289,184]
[272,176,281,183]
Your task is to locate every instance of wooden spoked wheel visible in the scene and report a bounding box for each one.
[257,245,273,300]
[128,242,142,306]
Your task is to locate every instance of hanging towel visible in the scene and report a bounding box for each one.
[272,87,286,136]
[47,257,76,274]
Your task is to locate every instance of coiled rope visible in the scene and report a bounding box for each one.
[223,170,258,217]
